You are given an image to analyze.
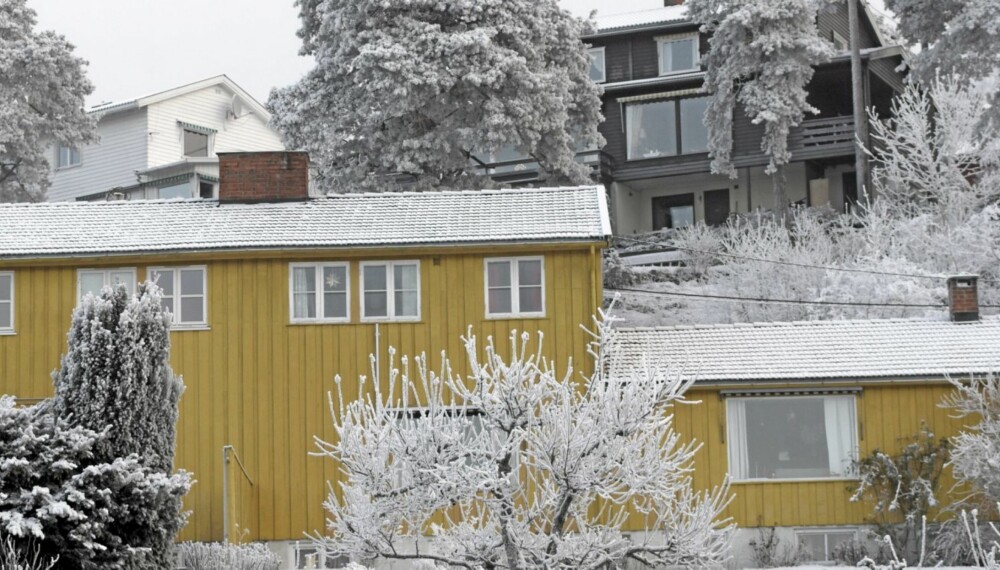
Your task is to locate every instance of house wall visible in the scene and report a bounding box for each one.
[146,86,284,167]
[47,109,149,202]
[667,383,968,531]
[0,244,604,544]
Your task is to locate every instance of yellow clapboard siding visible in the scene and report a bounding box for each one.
[0,246,603,542]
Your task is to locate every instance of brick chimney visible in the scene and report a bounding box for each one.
[947,275,979,322]
[664,0,683,5]
[218,151,310,203]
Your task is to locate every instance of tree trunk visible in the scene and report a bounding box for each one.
[772,164,789,228]
[848,0,870,203]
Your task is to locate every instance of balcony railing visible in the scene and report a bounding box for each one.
[474,149,614,183]
[792,116,856,152]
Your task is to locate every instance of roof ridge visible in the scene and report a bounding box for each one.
[315,185,599,199]
[615,316,984,333]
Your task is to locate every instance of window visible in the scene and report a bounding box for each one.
[290,263,349,323]
[77,268,137,300]
[832,30,849,51]
[293,542,348,569]
[150,266,207,327]
[56,145,81,169]
[626,96,710,160]
[183,129,210,157]
[361,261,419,321]
[0,272,13,334]
[157,182,191,200]
[198,180,215,199]
[390,408,496,486]
[485,257,544,317]
[656,34,699,75]
[797,529,857,562]
[652,194,695,230]
[587,46,606,83]
[726,395,857,481]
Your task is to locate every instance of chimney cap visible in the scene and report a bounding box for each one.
[947,274,980,322]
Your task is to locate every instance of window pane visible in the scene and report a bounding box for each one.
[670,205,695,229]
[364,291,388,317]
[152,270,174,295]
[743,398,832,479]
[324,292,347,319]
[180,297,204,324]
[488,288,512,314]
[323,266,347,293]
[293,267,316,294]
[393,264,418,291]
[109,271,134,295]
[798,534,828,561]
[158,183,190,200]
[0,275,10,301]
[294,293,316,319]
[0,303,10,329]
[394,290,419,317]
[626,100,677,159]
[363,265,387,292]
[184,130,209,157]
[487,261,511,288]
[161,297,174,315]
[79,273,104,298]
[680,97,710,153]
[668,39,695,72]
[180,269,204,296]
[588,48,605,82]
[519,286,543,314]
[517,260,542,287]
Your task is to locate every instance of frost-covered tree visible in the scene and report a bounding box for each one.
[314,312,734,569]
[269,0,604,192]
[686,0,835,222]
[612,77,1000,326]
[48,283,190,569]
[886,0,1000,85]
[941,375,1000,506]
[0,0,95,202]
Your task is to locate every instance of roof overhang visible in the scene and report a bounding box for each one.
[89,75,270,122]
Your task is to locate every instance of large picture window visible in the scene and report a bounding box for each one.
[0,272,13,333]
[726,395,857,481]
[361,261,420,321]
[290,262,350,323]
[485,257,544,318]
[150,266,208,327]
[77,268,136,300]
[626,96,710,160]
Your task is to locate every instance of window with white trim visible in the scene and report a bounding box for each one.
[56,145,81,168]
[361,261,419,321]
[726,394,857,481]
[290,263,349,323]
[77,268,137,300]
[390,408,497,487]
[0,272,13,333]
[656,34,699,75]
[183,129,210,157]
[150,266,207,327]
[485,257,544,317]
[797,529,858,562]
[587,46,606,83]
[293,542,349,569]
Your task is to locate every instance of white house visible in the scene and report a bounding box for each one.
[48,75,284,202]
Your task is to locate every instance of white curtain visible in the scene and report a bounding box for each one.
[726,399,749,480]
[626,104,646,159]
[823,396,857,477]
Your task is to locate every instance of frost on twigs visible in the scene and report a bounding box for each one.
[313,309,734,569]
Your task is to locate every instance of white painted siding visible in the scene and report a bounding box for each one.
[47,109,149,202]
[146,85,284,167]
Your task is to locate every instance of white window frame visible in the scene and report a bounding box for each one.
[149,265,208,329]
[181,128,213,158]
[289,262,351,324]
[0,271,14,335]
[656,33,700,76]
[56,145,82,169]
[76,268,137,301]
[360,260,421,322]
[726,394,858,483]
[293,541,349,569]
[795,528,859,562]
[587,46,606,83]
[484,256,546,319]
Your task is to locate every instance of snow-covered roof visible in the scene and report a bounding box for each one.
[614,317,1000,383]
[0,186,611,258]
[88,75,269,120]
[592,5,690,34]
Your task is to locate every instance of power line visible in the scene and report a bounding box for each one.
[606,287,951,309]
[614,235,992,283]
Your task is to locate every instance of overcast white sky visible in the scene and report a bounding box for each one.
[29,0,888,108]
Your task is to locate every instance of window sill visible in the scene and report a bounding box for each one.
[624,152,709,163]
[658,69,700,77]
[0,330,15,336]
[170,325,211,332]
[360,317,422,324]
[289,319,351,326]
[731,477,858,485]
[485,313,547,320]
[55,163,83,172]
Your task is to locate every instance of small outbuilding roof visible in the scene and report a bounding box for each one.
[0,186,611,259]
[613,317,1000,383]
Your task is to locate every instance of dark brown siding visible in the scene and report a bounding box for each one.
[817,2,879,49]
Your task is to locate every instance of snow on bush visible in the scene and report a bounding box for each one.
[175,542,281,570]
[0,534,57,570]
[313,310,734,569]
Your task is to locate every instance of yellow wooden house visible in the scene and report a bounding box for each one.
[615,281,1000,567]
[0,151,611,565]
